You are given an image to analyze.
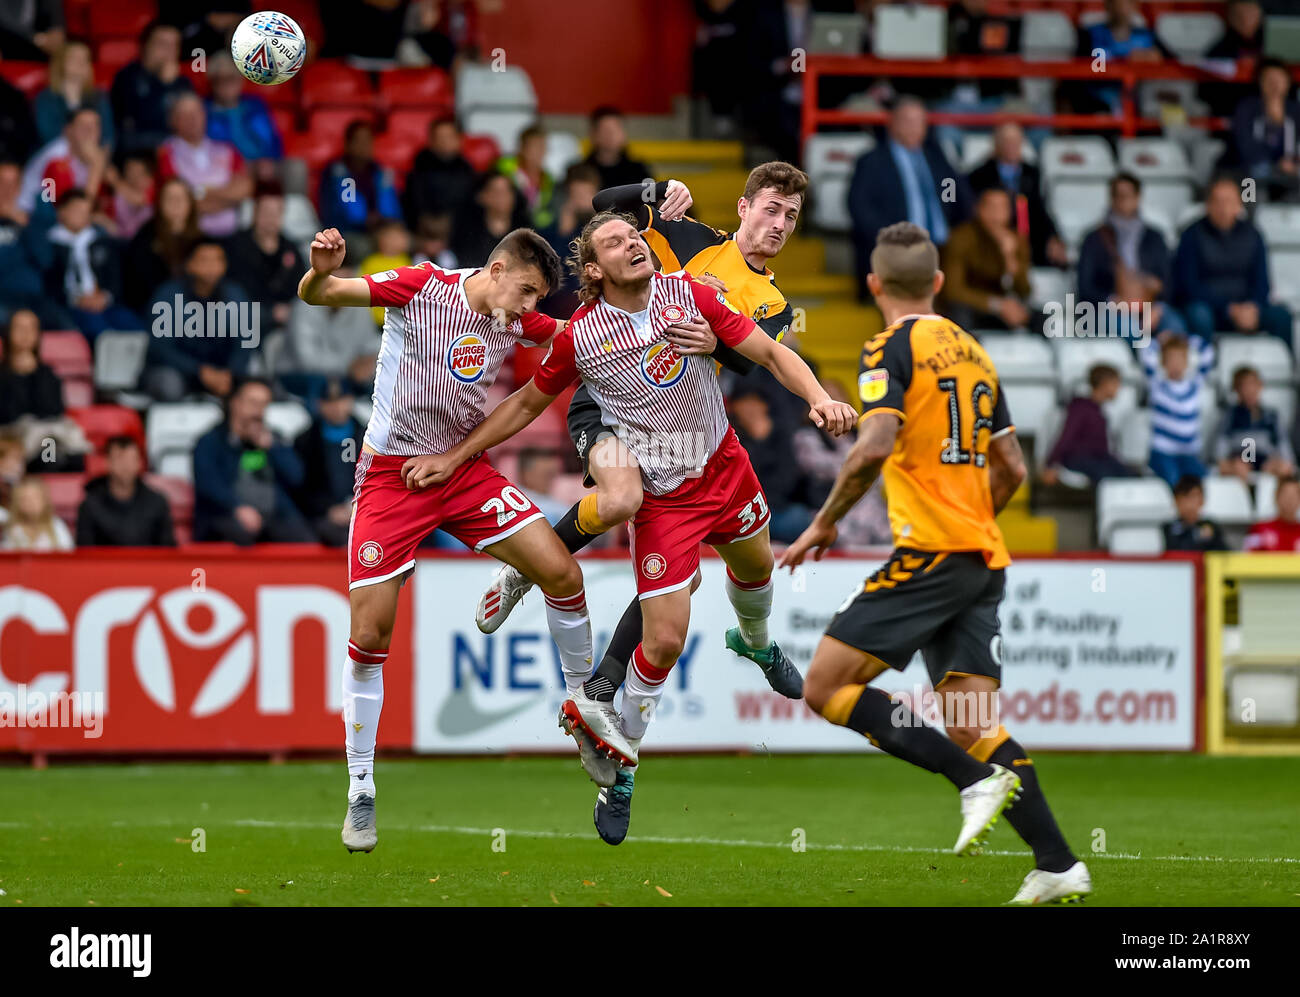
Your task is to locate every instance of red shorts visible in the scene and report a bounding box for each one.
[348,451,545,589]
[628,429,771,598]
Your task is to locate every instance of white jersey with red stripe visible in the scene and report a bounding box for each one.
[362,262,556,456]
[533,272,756,495]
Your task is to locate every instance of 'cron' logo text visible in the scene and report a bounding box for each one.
[640,341,687,388]
[358,541,384,567]
[641,553,667,579]
[447,333,488,383]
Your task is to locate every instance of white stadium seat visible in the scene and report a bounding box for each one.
[1155,12,1224,59]
[543,131,582,179]
[1189,137,1227,189]
[1049,180,1109,248]
[1262,385,1296,433]
[1039,136,1116,187]
[1002,382,1059,444]
[265,401,312,443]
[1139,180,1195,230]
[1266,249,1300,313]
[1256,473,1279,520]
[94,330,149,391]
[1118,138,1191,182]
[1202,474,1255,526]
[1115,407,1152,468]
[462,108,536,156]
[455,64,537,115]
[1214,335,1295,396]
[873,4,946,59]
[804,133,875,232]
[1021,11,1075,59]
[1254,204,1300,250]
[1028,267,1071,310]
[960,132,994,174]
[146,402,223,469]
[1097,477,1175,553]
[1052,336,1142,393]
[977,332,1056,383]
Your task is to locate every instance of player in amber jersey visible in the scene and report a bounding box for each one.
[780,222,1090,906]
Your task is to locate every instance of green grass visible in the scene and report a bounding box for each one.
[1,754,1297,906]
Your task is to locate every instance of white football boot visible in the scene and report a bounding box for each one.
[476,563,534,634]
[560,711,620,787]
[1007,861,1092,905]
[560,692,639,769]
[953,764,1021,855]
[341,794,377,853]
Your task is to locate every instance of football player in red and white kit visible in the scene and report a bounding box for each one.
[297,227,597,853]
[404,212,857,843]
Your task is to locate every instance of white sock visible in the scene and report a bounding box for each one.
[620,643,669,740]
[725,568,773,649]
[343,640,386,799]
[544,589,593,695]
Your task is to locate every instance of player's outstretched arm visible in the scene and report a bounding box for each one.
[297,228,371,307]
[988,431,1027,515]
[779,413,900,570]
[400,380,558,490]
[732,331,857,436]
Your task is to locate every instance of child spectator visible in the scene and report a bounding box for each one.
[1162,475,1228,552]
[2,476,74,551]
[1244,475,1300,551]
[1041,364,1137,485]
[76,436,176,546]
[358,219,413,326]
[44,188,140,340]
[1141,332,1215,487]
[1216,366,1296,480]
[497,124,555,229]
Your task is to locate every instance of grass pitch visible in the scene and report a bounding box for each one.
[2,754,1297,906]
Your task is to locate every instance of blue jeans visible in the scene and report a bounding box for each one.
[1149,451,1204,488]
[1183,300,1294,348]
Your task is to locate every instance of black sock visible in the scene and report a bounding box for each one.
[845,688,992,789]
[989,738,1076,873]
[582,595,643,702]
[553,501,600,555]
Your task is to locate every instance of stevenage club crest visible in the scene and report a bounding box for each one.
[641,553,667,579]
[358,541,384,567]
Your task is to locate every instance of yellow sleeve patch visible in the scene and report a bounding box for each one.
[858,368,889,404]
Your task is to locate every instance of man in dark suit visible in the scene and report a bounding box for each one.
[966,121,1067,268]
[847,97,969,300]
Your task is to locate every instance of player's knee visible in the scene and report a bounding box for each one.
[946,723,982,753]
[642,629,685,667]
[600,480,643,524]
[350,620,389,651]
[802,672,835,716]
[540,554,584,596]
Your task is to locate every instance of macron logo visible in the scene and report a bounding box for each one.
[50,928,151,977]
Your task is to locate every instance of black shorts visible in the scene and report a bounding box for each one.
[567,384,616,488]
[824,548,1006,688]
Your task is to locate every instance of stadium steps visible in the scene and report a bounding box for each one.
[792,302,883,393]
[997,482,1059,553]
[635,139,745,172]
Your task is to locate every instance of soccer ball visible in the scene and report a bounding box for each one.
[230,11,307,86]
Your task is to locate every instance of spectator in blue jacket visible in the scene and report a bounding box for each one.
[193,377,315,544]
[140,239,256,401]
[1172,175,1293,347]
[33,39,116,150]
[205,55,283,177]
[848,97,968,301]
[43,189,141,340]
[1230,58,1300,203]
[1068,0,1172,113]
[0,159,48,327]
[318,119,402,239]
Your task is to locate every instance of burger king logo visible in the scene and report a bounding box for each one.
[358,541,384,567]
[640,340,688,389]
[641,553,667,579]
[659,303,688,325]
[447,333,488,383]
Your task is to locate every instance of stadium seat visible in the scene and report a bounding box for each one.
[1021,10,1075,59]
[1214,335,1295,396]
[377,67,453,112]
[1262,385,1296,433]
[1118,138,1191,183]
[282,132,340,176]
[273,0,325,45]
[157,452,193,481]
[385,108,441,145]
[804,133,875,232]
[1155,12,1224,59]
[1189,137,1227,188]
[1039,137,1116,187]
[1139,181,1194,236]
[66,405,146,457]
[1027,267,1071,311]
[270,106,299,141]
[1115,407,1152,468]
[40,331,93,379]
[265,401,312,442]
[1052,336,1142,393]
[0,61,48,100]
[42,473,88,524]
[88,0,156,39]
[1202,474,1254,526]
[94,331,150,392]
[977,332,1055,383]
[461,134,502,173]
[145,402,223,469]
[544,131,583,180]
[960,133,994,174]
[1097,477,1175,553]
[1002,382,1058,444]
[143,473,195,537]
[872,4,946,59]
[372,130,424,175]
[1254,204,1300,250]
[300,61,376,110]
[1266,250,1300,314]
[462,108,537,157]
[1255,472,1278,520]
[1048,180,1109,248]
[63,377,94,408]
[94,39,139,85]
[454,64,537,115]
[307,107,379,148]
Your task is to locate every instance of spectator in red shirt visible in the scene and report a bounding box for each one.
[157,93,252,237]
[18,107,107,222]
[1244,475,1300,551]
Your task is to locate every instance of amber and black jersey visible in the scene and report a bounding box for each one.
[857,314,1014,569]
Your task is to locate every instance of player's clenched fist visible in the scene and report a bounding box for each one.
[310,228,347,273]
[401,453,457,489]
[807,400,857,437]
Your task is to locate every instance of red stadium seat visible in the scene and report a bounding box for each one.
[0,61,49,100]
[66,405,146,457]
[306,107,379,148]
[461,134,501,173]
[89,0,156,40]
[282,129,343,174]
[42,473,88,523]
[63,377,94,409]
[95,39,139,88]
[271,106,299,141]
[299,59,375,109]
[386,108,442,145]
[40,332,92,379]
[273,0,325,51]
[377,68,452,111]
[144,473,195,539]
[64,0,93,38]
[371,130,423,176]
